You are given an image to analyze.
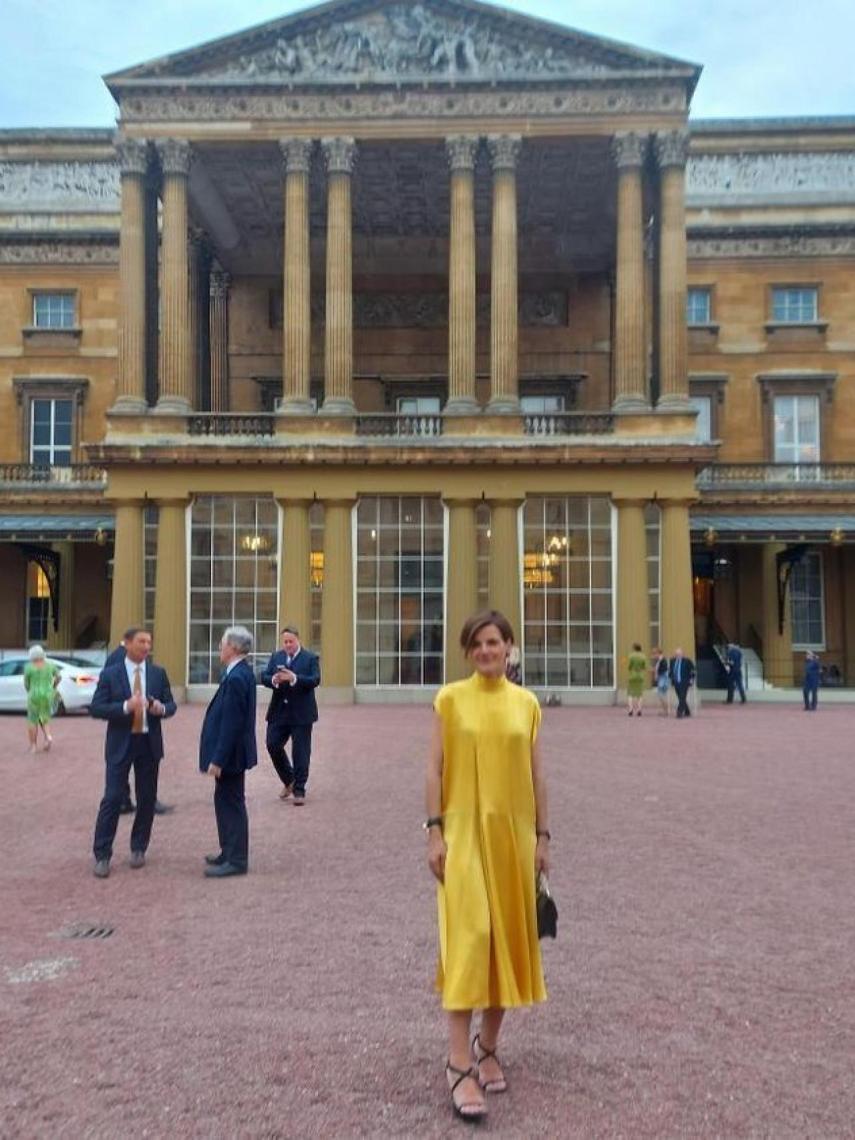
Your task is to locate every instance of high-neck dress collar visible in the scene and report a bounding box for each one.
[471,670,508,692]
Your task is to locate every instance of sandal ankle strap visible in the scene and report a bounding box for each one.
[473,1033,499,1062]
[446,1062,478,1094]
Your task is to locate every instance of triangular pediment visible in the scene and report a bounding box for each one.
[106,0,699,90]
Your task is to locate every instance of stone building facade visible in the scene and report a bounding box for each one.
[1,0,853,699]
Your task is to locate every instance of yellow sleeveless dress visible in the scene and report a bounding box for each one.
[433,672,547,1011]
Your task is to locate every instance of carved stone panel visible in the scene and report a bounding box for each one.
[0,161,119,211]
[268,288,567,328]
[687,152,855,206]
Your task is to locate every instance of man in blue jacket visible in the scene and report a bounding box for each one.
[199,626,257,877]
[90,628,176,878]
[803,650,821,711]
[725,643,747,705]
[262,626,320,806]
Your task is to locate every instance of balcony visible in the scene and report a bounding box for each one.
[698,464,855,490]
[354,413,443,437]
[187,414,275,437]
[523,412,614,436]
[0,463,107,489]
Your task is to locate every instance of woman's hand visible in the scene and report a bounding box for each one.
[535,836,550,876]
[427,831,447,883]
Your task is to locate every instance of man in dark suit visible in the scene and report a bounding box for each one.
[199,626,257,878]
[725,642,747,704]
[106,630,174,816]
[669,647,696,719]
[803,650,821,711]
[262,625,320,806]
[90,628,176,878]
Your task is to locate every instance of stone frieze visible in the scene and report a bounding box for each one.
[0,161,119,210]
[687,152,855,203]
[270,289,567,328]
[687,230,855,258]
[0,238,119,264]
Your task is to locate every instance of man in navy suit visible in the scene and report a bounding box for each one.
[669,647,696,719]
[199,626,258,878]
[725,642,747,704]
[90,628,176,878]
[262,626,320,806]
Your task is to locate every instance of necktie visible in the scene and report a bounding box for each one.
[132,666,144,733]
[285,655,292,667]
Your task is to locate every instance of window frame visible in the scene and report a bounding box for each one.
[769,284,819,326]
[12,377,88,466]
[790,551,826,651]
[24,290,81,341]
[688,374,726,442]
[757,372,835,464]
[686,286,715,327]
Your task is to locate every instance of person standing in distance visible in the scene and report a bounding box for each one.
[802,650,821,711]
[262,626,320,806]
[725,642,747,705]
[90,628,176,878]
[200,626,257,877]
[669,647,696,719]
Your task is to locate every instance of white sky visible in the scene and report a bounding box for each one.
[1,0,854,128]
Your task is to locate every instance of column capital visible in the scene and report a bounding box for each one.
[612,131,648,170]
[321,136,356,175]
[115,136,150,177]
[156,138,193,176]
[657,497,697,510]
[446,135,479,172]
[487,134,521,172]
[655,129,690,170]
[209,263,231,300]
[279,137,313,174]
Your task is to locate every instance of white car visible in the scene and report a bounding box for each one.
[0,655,102,714]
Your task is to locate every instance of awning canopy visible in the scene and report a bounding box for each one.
[691,513,855,535]
[0,515,114,539]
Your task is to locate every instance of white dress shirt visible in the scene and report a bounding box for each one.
[123,657,148,732]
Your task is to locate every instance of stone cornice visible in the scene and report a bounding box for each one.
[687,224,855,259]
[0,235,119,264]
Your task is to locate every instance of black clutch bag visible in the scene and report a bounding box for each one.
[536,872,558,940]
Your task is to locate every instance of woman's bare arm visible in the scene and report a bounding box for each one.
[425,713,447,882]
[531,736,551,875]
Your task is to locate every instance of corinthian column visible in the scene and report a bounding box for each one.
[612,132,649,412]
[487,135,521,413]
[321,137,356,416]
[155,139,192,415]
[655,129,690,411]
[445,136,479,415]
[114,137,149,413]
[280,138,314,414]
[209,263,230,413]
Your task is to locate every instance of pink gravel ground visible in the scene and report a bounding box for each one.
[1,700,855,1139]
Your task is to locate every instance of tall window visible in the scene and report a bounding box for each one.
[790,552,824,649]
[773,395,820,465]
[520,394,566,414]
[476,502,491,610]
[522,496,614,688]
[189,496,278,683]
[645,504,661,651]
[771,286,818,323]
[30,398,73,466]
[688,395,713,442]
[355,496,444,686]
[143,506,159,629]
[32,292,75,329]
[687,287,712,325]
[396,396,441,415]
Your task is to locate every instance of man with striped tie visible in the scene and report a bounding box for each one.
[90,628,176,878]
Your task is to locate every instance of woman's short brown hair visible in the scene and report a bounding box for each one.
[460,610,515,653]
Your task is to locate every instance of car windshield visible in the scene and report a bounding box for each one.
[47,657,100,669]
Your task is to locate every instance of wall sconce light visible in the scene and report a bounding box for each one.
[704,527,717,548]
[94,528,107,547]
[830,527,844,546]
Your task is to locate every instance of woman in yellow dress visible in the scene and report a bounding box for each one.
[425,610,550,1122]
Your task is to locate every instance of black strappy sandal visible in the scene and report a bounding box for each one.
[472,1033,508,1093]
[446,1062,487,1122]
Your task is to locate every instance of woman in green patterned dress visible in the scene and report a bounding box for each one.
[626,642,647,717]
[23,645,60,752]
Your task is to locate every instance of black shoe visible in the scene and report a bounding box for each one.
[119,801,135,815]
[204,862,247,878]
[205,852,225,866]
[129,850,145,870]
[153,800,174,815]
[93,858,110,879]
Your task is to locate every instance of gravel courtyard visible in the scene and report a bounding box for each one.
[1,700,854,1139]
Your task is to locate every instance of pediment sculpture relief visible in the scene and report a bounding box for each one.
[199,4,614,83]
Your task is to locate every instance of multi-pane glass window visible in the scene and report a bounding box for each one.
[356,496,444,686]
[143,505,159,630]
[396,396,441,414]
[33,292,75,329]
[791,552,824,649]
[520,394,566,414]
[773,395,820,465]
[189,496,278,683]
[310,501,324,651]
[686,287,712,325]
[522,496,614,688]
[30,398,73,466]
[476,502,491,610]
[688,395,713,442]
[771,286,818,323]
[645,504,661,651]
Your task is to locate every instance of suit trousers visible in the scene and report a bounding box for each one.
[214,771,248,870]
[673,683,692,718]
[93,735,160,859]
[803,682,819,710]
[266,721,313,796]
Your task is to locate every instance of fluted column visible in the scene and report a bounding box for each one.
[153,499,188,687]
[155,139,192,414]
[209,263,230,413]
[279,498,313,646]
[487,136,521,413]
[109,501,145,646]
[761,543,794,687]
[114,137,149,413]
[656,130,690,411]
[279,139,314,414]
[322,138,356,416]
[488,498,523,639]
[445,499,479,680]
[321,499,355,693]
[612,132,649,412]
[659,499,695,662]
[615,499,650,689]
[46,542,75,650]
[445,137,479,415]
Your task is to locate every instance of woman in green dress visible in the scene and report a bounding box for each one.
[23,645,60,752]
[626,642,647,716]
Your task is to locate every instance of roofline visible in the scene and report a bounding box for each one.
[691,115,855,134]
[0,128,115,142]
